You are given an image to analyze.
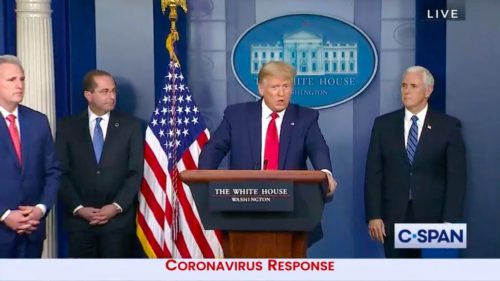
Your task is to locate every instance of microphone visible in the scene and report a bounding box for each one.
[263,159,268,170]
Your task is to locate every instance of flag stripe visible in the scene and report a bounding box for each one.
[172,165,216,258]
[138,57,223,258]
[137,210,164,257]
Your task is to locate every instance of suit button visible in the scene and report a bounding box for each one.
[96,170,101,175]
[409,172,413,176]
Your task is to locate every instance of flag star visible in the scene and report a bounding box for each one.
[192,116,198,124]
[175,140,181,147]
[162,107,167,114]
[159,129,165,137]
[176,118,183,125]
[168,118,174,125]
[183,117,190,125]
[168,130,174,137]
[179,84,185,91]
[178,73,184,81]
[173,73,178,80]
[173,84,178,91]
[167,72,173,80]
[174,62,180,68]
[193,106,199,114]
[186,95,192,102]
[184,106,191,114]
[154,108,160,115]
[151,119,158,126]
[182,128,189,136]
[160,118,166,126]
[162,96,168,103]
[175,129,181,136]
[166,84,172,92]
[178,95,185,103]
[176,106,184,114]
[169,141,174,148]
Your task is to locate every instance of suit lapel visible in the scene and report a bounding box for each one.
[247,102,261,169]
[279,105,295,169]
[101,112,120,164]
[18,106,31,172]
[412,109,434,166]
[396,109,411,166]
[0,111,20,169]
[77,110,97,166]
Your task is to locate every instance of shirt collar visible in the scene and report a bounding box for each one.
[88,107,110,123]
[0,105,19,120]
[405,104,428,123]
[261,100,286,119]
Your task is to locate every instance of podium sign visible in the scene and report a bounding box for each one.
[209,180,293,212]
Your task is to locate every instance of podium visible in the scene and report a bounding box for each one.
[180,170,327,258]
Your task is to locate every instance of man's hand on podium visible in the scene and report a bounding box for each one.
[325,172,337,197]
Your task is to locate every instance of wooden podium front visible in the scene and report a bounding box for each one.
[180,170,326,258]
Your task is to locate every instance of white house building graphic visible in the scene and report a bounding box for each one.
[250,31,358,75]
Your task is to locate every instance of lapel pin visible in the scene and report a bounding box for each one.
[291,122,295,126]
[115,122,120,128]
[427,124,432,129]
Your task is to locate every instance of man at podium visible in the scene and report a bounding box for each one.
[198,61,337,244]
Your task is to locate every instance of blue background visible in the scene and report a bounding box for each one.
[1,0,498,258]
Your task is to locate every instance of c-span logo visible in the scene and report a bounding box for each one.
[231,14,378,109]
[395,223,467,249]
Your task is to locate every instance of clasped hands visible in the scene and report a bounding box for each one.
[76,204,120,225]
[4,206,43,235]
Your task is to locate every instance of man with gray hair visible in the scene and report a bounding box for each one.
[0,55,60,258]
[364,66,466,258]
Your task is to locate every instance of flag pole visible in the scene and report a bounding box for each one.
[162,0,188,64]
[161,0,188,257]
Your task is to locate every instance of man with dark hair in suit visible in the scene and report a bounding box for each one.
[364,66,466,258]
[0,55,60,258]
[56,70,144,258]
[198,61,337,243]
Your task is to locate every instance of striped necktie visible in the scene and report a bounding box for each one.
[406,115,419,164]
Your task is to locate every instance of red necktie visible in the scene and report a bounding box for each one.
[6,114,22,165]
[264,112,279,170]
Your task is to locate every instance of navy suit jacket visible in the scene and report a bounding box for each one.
[0,105,60,242]
[364,108,466,233]
[198,100,332,245]
[199,100,332,171]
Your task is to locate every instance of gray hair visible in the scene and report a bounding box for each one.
[403,66,434,87]
[0,55,24,72]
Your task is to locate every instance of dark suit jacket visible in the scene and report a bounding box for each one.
[56,110,143,233]
[0,105,60,242]
[199,100,332,171]
[364,108,466,231]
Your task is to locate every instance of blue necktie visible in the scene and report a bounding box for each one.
[93,117,104,162]
[406,115,419,165]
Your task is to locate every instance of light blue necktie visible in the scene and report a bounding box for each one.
[406,115,419,165]
[93,117,104,162]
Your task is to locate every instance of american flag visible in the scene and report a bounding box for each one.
[137,58,224,258]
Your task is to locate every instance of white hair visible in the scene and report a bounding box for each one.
[0,55,24,72]
[403,66,434,87]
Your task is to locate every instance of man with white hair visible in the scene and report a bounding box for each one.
[364,66,466,258]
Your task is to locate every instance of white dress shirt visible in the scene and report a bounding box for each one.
[404,104,428,147]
